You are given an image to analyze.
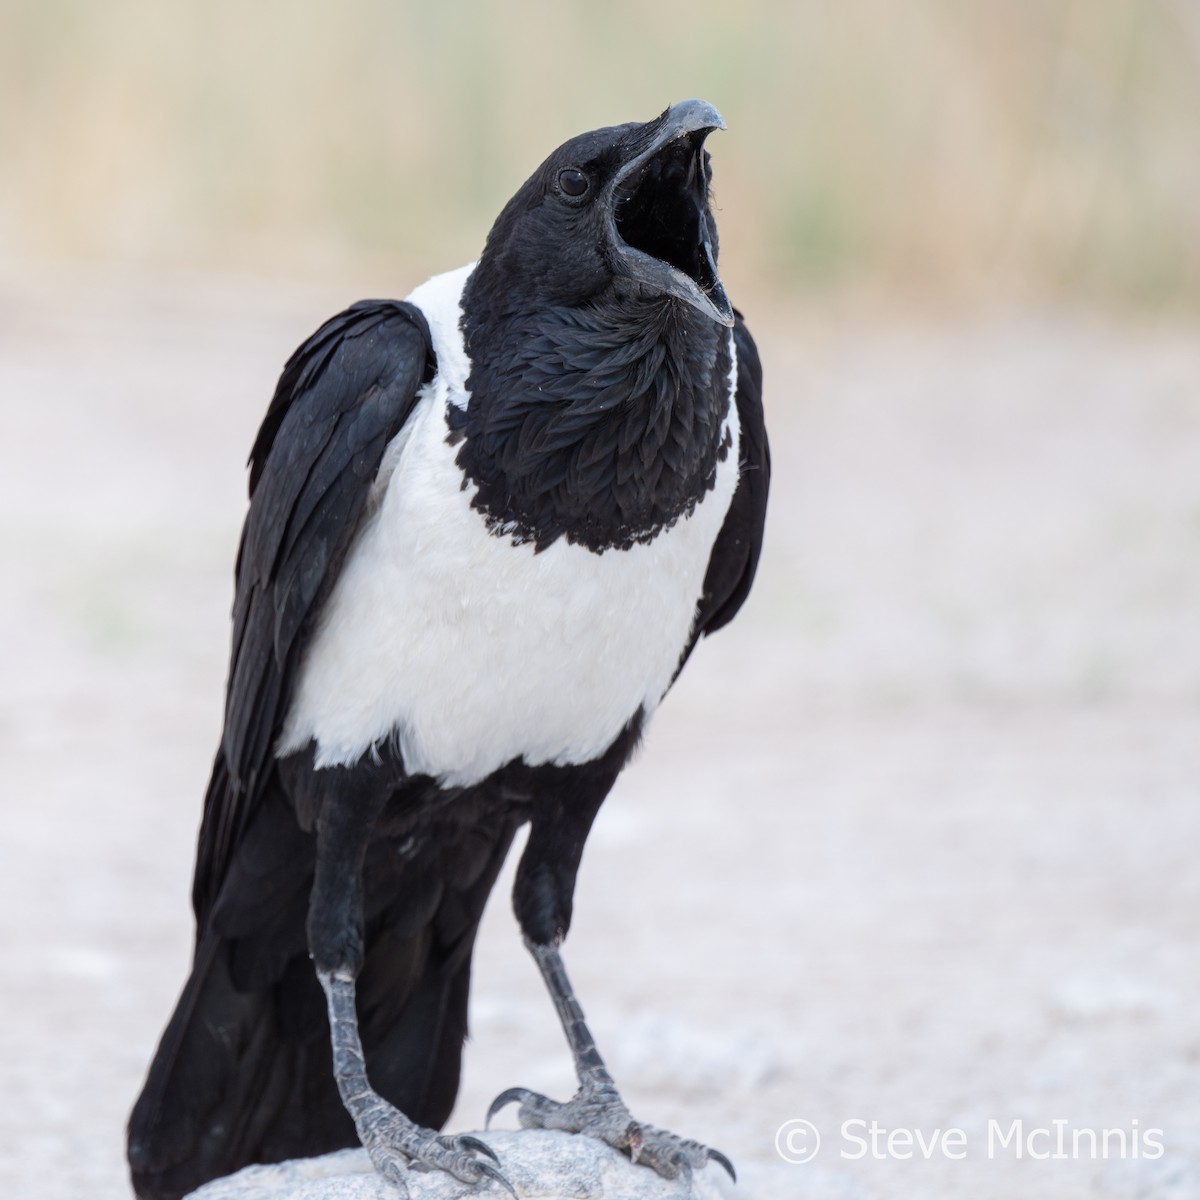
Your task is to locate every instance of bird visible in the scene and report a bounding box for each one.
[127,98,769,1199]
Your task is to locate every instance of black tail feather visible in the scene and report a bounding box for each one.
[127,930,350,1200]
[128,788,519,1200]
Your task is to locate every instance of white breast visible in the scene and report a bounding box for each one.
[277,266,741,788]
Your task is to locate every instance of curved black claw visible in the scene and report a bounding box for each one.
[438,1134,512,1194]
[450,1134,501,1166]
[472,1158,518,1199]
[486,1087,539,1128]
[707,1146,737,1182]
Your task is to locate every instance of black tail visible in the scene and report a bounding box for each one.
[128,780,517,1200]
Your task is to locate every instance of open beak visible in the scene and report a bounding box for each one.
[607,99,734,328]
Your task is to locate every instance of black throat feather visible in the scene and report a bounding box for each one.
[451,291,733,554]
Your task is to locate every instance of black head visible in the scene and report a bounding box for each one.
[453,101,737,554]
[470,99,732,327]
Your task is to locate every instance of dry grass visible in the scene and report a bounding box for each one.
[3,0,1199,309]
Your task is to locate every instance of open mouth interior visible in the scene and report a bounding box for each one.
[614,132,718,293]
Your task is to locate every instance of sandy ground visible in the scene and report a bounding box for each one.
[1,267,1198,1200]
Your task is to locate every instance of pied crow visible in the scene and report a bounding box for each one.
[128,98,769,1198]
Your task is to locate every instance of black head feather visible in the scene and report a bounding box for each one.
[454,100,736,553]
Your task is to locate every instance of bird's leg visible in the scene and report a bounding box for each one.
[307,770,513,1198]
[488,938,736,1184]
[317,970,509,1196]
[491,742,734,1182]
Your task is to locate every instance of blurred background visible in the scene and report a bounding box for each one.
[2,3,1199,1199]
[3,0,1200,308]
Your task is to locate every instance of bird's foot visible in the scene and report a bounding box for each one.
[352,1098,515,1197]
[488,1081,735,1184]
[320,971,514,1195]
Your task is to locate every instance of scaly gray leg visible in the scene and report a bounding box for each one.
[301,762,513,1195]
[487,940,735,1184]
[320,970,514,1197]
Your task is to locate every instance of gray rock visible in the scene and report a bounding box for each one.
[184,1131,739,1200]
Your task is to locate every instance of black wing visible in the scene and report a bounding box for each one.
[192,301,436,928]
[686,311,769,658]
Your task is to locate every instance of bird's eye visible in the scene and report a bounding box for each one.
[557,168,589,198]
